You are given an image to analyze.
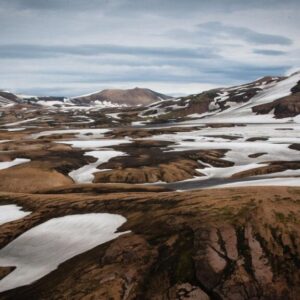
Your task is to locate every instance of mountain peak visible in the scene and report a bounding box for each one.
[72,87,171,106]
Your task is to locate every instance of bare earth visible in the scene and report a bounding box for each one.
[0,74,300,299]
[0,187,299,299]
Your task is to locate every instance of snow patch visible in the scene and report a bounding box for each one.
[69,150,126,183]
[0,158,30,170]
[57,139,131,149]
[0,213,129,292]
[0,205,31,226]
[32,128,110,139]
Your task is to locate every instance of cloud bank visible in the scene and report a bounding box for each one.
[0,0,299,96]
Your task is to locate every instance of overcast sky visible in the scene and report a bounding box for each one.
[0,0,299,96]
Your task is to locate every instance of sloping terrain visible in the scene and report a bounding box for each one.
[0,73,299,299]
[0,187,300,299]
[0,88,171,109]
[140,72,300,124]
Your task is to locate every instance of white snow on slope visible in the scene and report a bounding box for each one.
[32,128,110,139]
[93,100,127,108]
[0,205,31,226]
[69,150,126,183]
[144,123,300,183]
[0,158,30,170]
[213,177,300,188]
[107,113,121,120]
[247,72,300,107]
[181,72,300,124]
[0,213,129,292]
[196,162,268,180]
[0,97,13,107]
[36,100,65,107]
[6,128,25,132]
[3,118,39,127]
[57,139,131,149]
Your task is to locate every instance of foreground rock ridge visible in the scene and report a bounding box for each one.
[0,187,299,299]
[0,73,299,299]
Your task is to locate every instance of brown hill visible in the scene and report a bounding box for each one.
[72,87,171,106]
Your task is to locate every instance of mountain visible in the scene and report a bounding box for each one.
[2,74,299,117]
[0,91,21,106]
[1,72,300,299]
[141,72,300,123]
[0,87,172,109]
[71,87,172,106]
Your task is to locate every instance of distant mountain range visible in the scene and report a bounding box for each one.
[141,72,300,123]
[0,88,172,108]
[1,73,299,123]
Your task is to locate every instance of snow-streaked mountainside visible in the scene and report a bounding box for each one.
[1,72,299,123]
[141,72,300,123]
[0,88,171,109]
[0,91,21,107]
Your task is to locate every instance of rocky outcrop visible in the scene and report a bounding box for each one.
[93,142,232,184]
[0,187,300,299]
[37,182,171,194]
[94,159,203,183]
[289,144,300,151]
[252,93,300,118]
[291,80,300,93]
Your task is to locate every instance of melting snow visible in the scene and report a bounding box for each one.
[32,128,110,139]
[213,177,300,188]
[57,139,131,149]
[0,213,129,292]
[6,128,26,132]
[0,158,30,170]
[181,73,300,124]
[69,150,126,183]
[144,123,300,185]
[3,118,39,127]
[0,205,31,226]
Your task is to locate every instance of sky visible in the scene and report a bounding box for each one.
[0,0,299,97]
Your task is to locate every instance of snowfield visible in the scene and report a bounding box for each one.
[175,72,300,124]
[0,213,129,292]
[69,150,127,183]
[0,158,30,170]
[2,118,39,127]
[31,128,110,139]
[212,177,300,189]
[145,123,300,187]
[57,139,131,149]
[0,205,31,226]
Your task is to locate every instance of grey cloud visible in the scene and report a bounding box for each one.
[0,44,219,60]
[2,0,299,13]
[1,57,289,85]
[0,0,298,96]
[0,0,112,11]
[196,22,293,46]
[253,49,287,56]
[0,61,289,97]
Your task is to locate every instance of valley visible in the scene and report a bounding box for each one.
[0,73,299,299]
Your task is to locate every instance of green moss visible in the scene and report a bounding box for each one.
[174,247,195,283]
[275,212,286,223]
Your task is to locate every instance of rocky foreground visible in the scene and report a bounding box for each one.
[0,187,299,299]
